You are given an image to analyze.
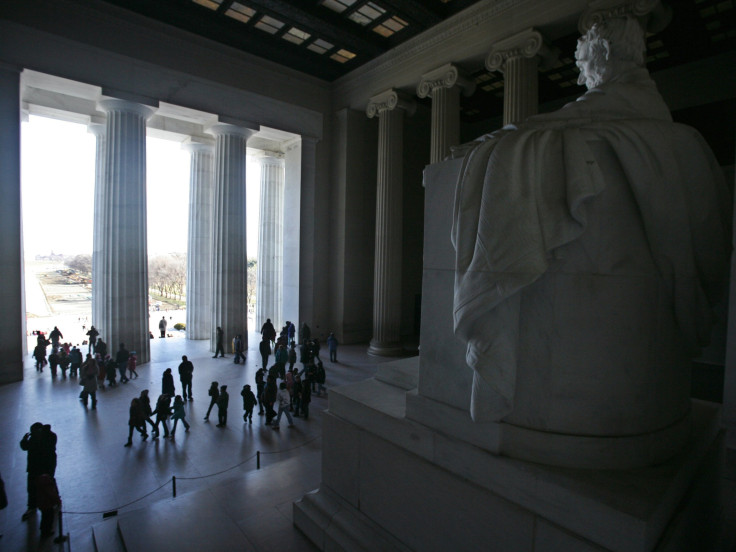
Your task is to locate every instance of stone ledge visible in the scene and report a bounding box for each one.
[322,375,723,552]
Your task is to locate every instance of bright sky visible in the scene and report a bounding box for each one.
[21,115,261,259]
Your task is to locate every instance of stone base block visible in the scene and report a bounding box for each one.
[295,375,724,552]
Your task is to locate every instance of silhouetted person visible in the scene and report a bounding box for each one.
[259,336,271,371]
[33,343,46,372]
[48,349,60,377]
[234,334,246,364]
[86,325,99,354]
[20,422,57,521]
[115,343,129,383]
[255,367,266,415]
[216,385,229,427]
[127,351,138,379]
[263,375,277,425]
[36,473,60,538]
[260,318,276,345]
[49,326,63,348]
[58,349,70,378]
[241,384,256,424]
[298,378,311,419]
[139,389,157,433]
[95,338,108,359]
[124,397,148,446]
[69,346,82,377]
[159,316,167,338]
[80,354,98,408]
[204,381,219,421]
[162,368,175,397]
[153,394,172,439]
[213,326,225,358]
[171,395,191,436]
[327,332,339,362]
[178,355,194,401]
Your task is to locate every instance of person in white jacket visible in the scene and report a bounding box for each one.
[272,382,294,429]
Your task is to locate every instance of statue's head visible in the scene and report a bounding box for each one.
[575,16,646,89]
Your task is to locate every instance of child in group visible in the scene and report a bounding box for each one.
[127,351,139,379]
[170,395,190,437]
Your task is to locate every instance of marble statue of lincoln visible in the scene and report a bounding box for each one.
[451,13,731,438]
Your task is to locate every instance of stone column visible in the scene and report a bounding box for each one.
[486,28,553,126]
[89,122,106,332]
[184,140,215,340]
[256,153,285,329]
[417,63,475,163]
[97,98,155,364]
[285,137,312,329]
[208,123,256,353]
[366,89,415,356]
[0,64,23,384]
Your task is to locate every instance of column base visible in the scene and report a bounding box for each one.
[367,340,404,357]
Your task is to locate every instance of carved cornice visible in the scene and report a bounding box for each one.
[417,63,476,99]
[579,0,672,33]
[366,89,417,119]
[486,28,555,73]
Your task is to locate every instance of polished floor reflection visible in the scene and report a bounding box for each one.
[0,332,402,551]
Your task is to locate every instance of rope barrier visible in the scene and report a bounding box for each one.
[175,452,258,480]
[61,478,173,515]
[60,433,322,516]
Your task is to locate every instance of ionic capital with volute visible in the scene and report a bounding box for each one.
[366,89,416,119]
[486,28,555,73]
[417,63,476,99]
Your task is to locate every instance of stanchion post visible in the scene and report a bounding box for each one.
[172,476,176,498]
[53,499,69,544]
[257,451,260,470]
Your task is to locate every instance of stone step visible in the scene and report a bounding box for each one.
[91,450,320,552]
[91,518,125,552]
[373,356,419,390]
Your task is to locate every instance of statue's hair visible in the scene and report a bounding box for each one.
[576,16,646,87]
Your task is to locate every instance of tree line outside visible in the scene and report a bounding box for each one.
[63,254,258,314]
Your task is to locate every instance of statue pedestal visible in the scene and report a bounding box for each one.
[295,157,726,550]
[294,361,723,551]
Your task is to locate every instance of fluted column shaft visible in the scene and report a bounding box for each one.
[486,29,553,127]
[0,64,23,384]
[209,123,255,352]
[502,55,539,126]
[429,86,460,163]
[366,90,415,356]
[185,142,215,340]
[97,99,154,364]
[417,64,475,163]
[256,155,285,329]
[89,123,106,331]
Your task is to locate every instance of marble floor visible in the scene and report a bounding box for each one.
[0,332,406,552]
[2,333,735,552]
